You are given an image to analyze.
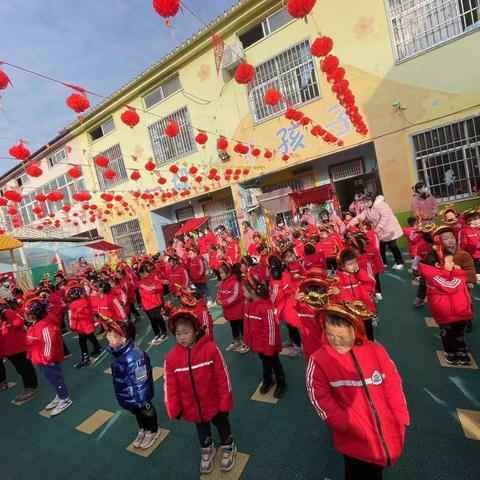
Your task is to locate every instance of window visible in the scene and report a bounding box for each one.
[330,159,364,181]
[386,0,480,61]
[248,40,320,123]
[412,115,480,201]
[143,76,182,109]
[94,144,128,189]
[89,118,115,141]
[1,207,14,232]
[239,8,294,48]
[175,206,194,222]
[47,148,67,168]
[15,174,28,187]
[111,219,146,258]
[148,107,197,165]
[262,174,315,193]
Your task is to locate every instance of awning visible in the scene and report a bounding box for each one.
[289,185,334,206]
[175,217,209,236]
[0,234,23,252]
[84,240,122,251]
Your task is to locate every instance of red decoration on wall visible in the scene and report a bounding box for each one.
[120,107,140,128]
[217,136,228,151]
[145,159,156,171]
[153,0,180,19]
[101,193,114,202]
[67,166,82,179]
[300,116,311,126]
[62,204,72,213]
[158,177,167,185]
[4,191,23,203]
[310,36,333,57]
[104,169,116,180]
[212,33,225,75]
[264,150,273,159]
[327,67,345,84]
[320,55,340,74]
[7,207,18,216]
[233,143,249,155]
[66,92,90,113]
[169,164,179,174]
[282,154,290,162]
[234,63,255,85]
[0,198,7,206]
[189,166,198,175]
[179,175,188,183]
[287,0,317,19]
[311,125,326,137]
[285,108,304,122]
[95,155,109,168]
[47,191,64,202]
[165,120,180,138]
[25,164,43,177]
[0,68,12,90]
[251,148,261,157]
[9,141,30,160]
[264,88,283,106]
[195,176,203,183]
[130,170,141,181]
[195,132,208,145]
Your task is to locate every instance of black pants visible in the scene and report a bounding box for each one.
[344,455,384,480]
[417,277,427,300]
[326,257,338,271]
[133,403,158,433]
[78,333,101,356]
[440,321,467,355]
[287,325,301,347]
[195,412,233,448]
[474,258,480,274]
[380,240,404,266]
[145,307,167,336]
[0,351,38,389]
[375,273,382,294]
[364,319,374,341]
[259,353,286,386]
[229,319,244,340]
[129,302,141,321]
[212,269,221,281]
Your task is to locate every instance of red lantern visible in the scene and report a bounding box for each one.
[0,229,5,235]
[264,88,282,106]
[189,166,198,175]
[337,140,344,147]
[195,176,203,183]
[130,170,141,181]
[264,150,273,159]
[101,193,114,202]
[145,160,156,171]
[214,175,220,181]
[36,194,47,202]
[7,207,18,216]
[68,166,82,179]
[0,68,11,90]
[165,120,180,138]
[32,206,43,215]
[104,169,116,180]
[62,204,72,213]
[95,155,109,168]
[120,107,140,128]
[311,36,333,57]
[234,63,255,85]
[179,175,188,183]
[242,168,250,175]
[36,225,44,231]
[300,116,311,126]
[204,186,210,192]
[195,132,208,145]
[47,191,64,202]
[25,164,43,178]
[4,191,23,203]
[251,148,261,157]
[327,67,345,84]
[158,177,167,185]
[66,92,90,113]
[285,108,304,122]
[132,191,141,198]
[233,143,249,155]
[169,164,179,174]
[9,141,30,160]
[114,195,123,201]
[282,154,290,162]
[0,198,7,206]
[153,0,180,19]
[320,55,340,74]
[287,0,317,19]
[311,125,326,137]
[217,136,228,151]
[209,167,218,176]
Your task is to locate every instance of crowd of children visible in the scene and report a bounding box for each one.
[0,199,479,479]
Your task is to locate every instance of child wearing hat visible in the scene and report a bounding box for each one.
[164,309,236,474]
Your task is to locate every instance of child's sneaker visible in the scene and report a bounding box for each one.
[457,352,472,366]
[200,445,216,474]
[0,381,8,392]
[220,442,237,472]
[149,335,162,345]
[74,355,91,369]
[273,382,288,399]
[238,344,250,354]
[371,315,379,327]
[225,340,241,351]
[412,297,425,308]
[132,429,146,448]
[158,334,168,343]
[50,398,73,416]
[444,353,458,365]
[259,380,274,394]
[288,345,302,358]
[375,293,383,301]
[13,387,39,404]
[45,395,60,410]
[282,338,294,348]
[392,264,404,270]
[139,429,160,450]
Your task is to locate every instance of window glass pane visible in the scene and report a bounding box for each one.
[102,118,115,135]
[90,126,103,141]
[162,77,181,98]
[267,8,292,33]
[144,88,163,109]
[239,23,264,48]
[93,144,128,189]
[110,219,146,258]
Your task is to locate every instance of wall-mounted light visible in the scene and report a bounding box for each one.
[218,150,230,162]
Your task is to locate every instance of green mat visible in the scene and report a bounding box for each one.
[1,264,480,479]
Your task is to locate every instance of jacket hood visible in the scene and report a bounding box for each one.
[372,195,385,207]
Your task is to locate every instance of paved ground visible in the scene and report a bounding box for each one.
[2,259,480,480]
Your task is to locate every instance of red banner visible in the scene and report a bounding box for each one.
[212,33,225,76]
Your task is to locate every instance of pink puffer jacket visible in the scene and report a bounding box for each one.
[411,193,438,221]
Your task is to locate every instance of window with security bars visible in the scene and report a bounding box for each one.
[148,107,197,165]
[386,0,480,61]
[330,159,363,182]
[94,144,128,189]
[262,174,314,193]
[248,40,320,123]
[110,219,146,258]
[412,115,480,201]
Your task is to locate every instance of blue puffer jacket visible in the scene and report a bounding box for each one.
[109,341,154,411]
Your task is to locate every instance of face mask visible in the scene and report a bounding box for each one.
[2,282,10,288]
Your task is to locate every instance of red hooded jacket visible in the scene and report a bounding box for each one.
[189,254,207,284]
[402,227,422,259]
[269,271,294,320]
[191,299,214,341]
[217,274,244,321]
[168,264,190,297]
[26,319,64,365]
[243,297,281,356]
[303,251,327,271]
[164,335,232,423]
[306,338,409,467]
[364,230,385,274]
[293,302,324,361]
[137,273,164,311]
[333,269,376,313]
[47,289,66,327]
[460,225,480,259]
[225,239,241,265]
[0,309,28,357]
[90,291,126,322]
[418,263,472,324]
[120,277,136,304]
[69,297,96,335]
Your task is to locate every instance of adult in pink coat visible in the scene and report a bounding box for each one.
[241,221,257,253]
[349,195,405,269]
[411,182,438,222]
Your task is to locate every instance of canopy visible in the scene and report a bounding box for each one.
[175,217,208,236]
[289,185,334,207]
[0,234,23,252]
[84,240,122,251]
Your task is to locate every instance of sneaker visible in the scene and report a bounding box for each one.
[139,429,161,450]
[207,300,214,308]
[282,338,294,348]
[149,335,162,345]
[457,353,472,366]
[158,334,168,343]
[444,353,458,365]
[392,264,404,270]
[259,380,274,394]
[412,297,425,308]
[372,315,379,327]
[132,429,146,448]
[273,382,288,399]
[0,381,8,392]
[238,344,250,354]
[90,349,102,358]
[375,293,383,301]
[74,356,91,369]
[200,445,216,474]
[225,340,241,352]
[50,398,73,416]
[14,387,39,404]
[288,345,302,358]
[220,442,237,472]
[45,395,60,410]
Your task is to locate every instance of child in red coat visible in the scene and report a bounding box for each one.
[168,255,190,297]
[243,274,287,399]
[25,297,73,416]
[419,250,473,365]
[67,283,102,368]
[459,209,480,275]
[303,243,326,271]
[317,228,342,272]
[216,263,248,353]
[188,246,212,306]
[403,216,423,260]
[306,302,409,478]
[164,309,236,474]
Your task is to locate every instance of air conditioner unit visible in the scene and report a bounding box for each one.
[221,41,245,72]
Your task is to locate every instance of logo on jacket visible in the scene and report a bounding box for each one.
[370,370,383,386]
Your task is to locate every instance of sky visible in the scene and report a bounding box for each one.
[0,0,237,175]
